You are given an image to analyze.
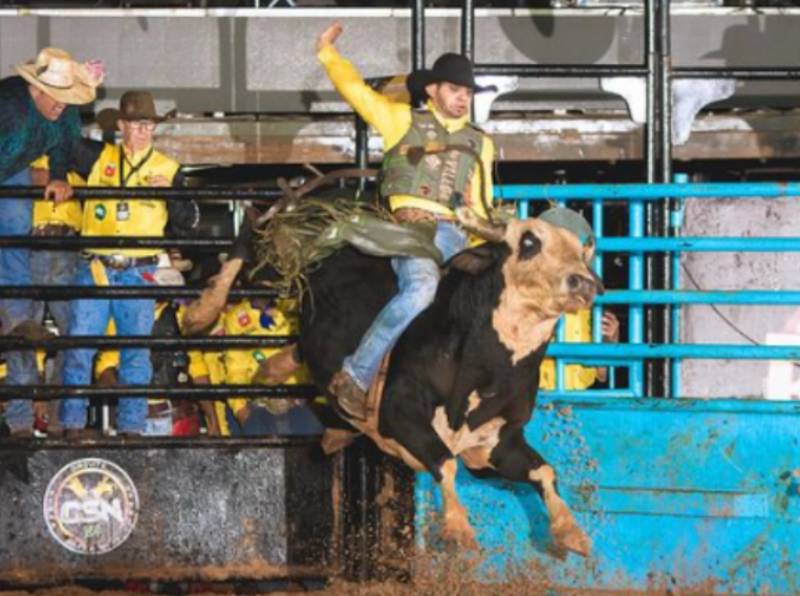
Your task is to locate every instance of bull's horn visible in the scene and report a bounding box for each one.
[455,207,506,243]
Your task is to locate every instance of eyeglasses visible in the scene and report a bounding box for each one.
[128,120,156,131]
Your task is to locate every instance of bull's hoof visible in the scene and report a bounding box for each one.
[551,522,592,558]
[442,522,479,551]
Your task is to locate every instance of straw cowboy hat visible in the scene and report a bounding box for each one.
[15,47,104,105]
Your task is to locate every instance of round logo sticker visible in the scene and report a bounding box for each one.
[43,458,139,555]
[94,204,106,221]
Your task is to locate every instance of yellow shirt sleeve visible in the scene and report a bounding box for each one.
[188,350,209,379]
[468,135,495,219]
[224,351,251,415]
[318,44,412,151]
[30,156,48,169]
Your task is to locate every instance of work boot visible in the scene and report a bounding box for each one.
[328,370,367,421]
[62,428,100,441]
[9,427,34,439]
[8,320,54,341]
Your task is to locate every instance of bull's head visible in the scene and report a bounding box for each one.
[456,207,604,317]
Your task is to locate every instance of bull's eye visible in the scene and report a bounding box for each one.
[518,231,542,260]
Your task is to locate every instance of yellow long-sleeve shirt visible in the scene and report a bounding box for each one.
[224,300,310,416]
[539,309,598,391]
[180,310,231,435]
[317,44,494,220]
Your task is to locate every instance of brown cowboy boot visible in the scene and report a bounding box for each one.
[328,370,367,420]
[8,320,54,341]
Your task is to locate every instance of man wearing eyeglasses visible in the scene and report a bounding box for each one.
[59,91,198,437]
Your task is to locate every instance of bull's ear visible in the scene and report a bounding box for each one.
[447,243,503,275]
[455,207,506,243]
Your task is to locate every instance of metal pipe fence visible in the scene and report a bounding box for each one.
[500,180,800,400]
[2,181,799,433]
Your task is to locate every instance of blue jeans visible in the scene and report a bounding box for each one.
[226,404,323,437]
[31,248,78,384]
[60,260,157,433]
[0,169,35,432]
[343,221,467,391]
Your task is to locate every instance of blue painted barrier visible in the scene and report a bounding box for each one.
[417,394,800,593]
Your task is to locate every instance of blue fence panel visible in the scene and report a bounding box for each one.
[417,182,800,592]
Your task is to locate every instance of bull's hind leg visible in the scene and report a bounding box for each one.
[474,428,591,557]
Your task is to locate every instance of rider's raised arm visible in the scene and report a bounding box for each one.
[317,28,411,151]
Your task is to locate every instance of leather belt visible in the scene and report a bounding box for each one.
[32,223,76,237]
[88,253,160,270]
[393,207,455,224]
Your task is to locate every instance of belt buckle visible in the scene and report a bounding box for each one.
[108,254,131,269]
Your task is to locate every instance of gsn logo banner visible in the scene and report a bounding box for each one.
[43,458,139,555]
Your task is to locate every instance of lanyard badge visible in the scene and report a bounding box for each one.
[116,201,130,221]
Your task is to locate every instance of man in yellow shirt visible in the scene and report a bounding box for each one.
[59,91,198,437]
[539,310,620,391]
[222,298,320,436]
[317,22,496,420]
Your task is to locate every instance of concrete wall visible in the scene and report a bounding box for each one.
[2,7,800,115]
[680,197,800,398]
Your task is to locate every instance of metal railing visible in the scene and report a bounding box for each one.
[499,179,800,400]
[1,181,797,409]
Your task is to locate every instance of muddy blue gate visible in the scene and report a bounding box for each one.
[416,181,800,593]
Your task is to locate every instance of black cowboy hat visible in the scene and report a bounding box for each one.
[410,53,497,95]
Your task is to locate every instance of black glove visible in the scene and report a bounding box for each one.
[229,220,255,264]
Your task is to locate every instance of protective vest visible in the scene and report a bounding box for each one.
[83,143,179,257]
[30,155,84,230]
[380,110,485,215]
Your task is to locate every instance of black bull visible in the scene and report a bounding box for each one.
[185,212,603,557]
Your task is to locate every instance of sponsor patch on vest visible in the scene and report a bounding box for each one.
[424,155,441,170]
[94,204,106,220]
[43,458,139,555]
[104,164,116,178]
[419,184,432,197]
[252,350,266,363]
[237,312,251,328]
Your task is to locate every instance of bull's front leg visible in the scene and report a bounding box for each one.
[462,427,591,557]
[379,416,479,550]
[438,458,478,550]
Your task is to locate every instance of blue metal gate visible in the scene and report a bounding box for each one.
[416,181,800,593]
